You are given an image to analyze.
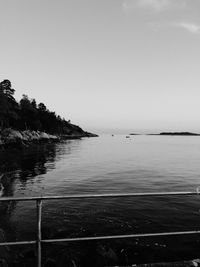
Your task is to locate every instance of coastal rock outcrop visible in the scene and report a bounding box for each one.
[0,128,59,148]
[0,128,98,148]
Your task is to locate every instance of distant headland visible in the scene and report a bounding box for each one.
[0,79,98,148]
[149,132,200,136]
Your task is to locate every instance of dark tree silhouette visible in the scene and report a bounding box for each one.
[0,79,15,98]
[0,79,84,135]
[0,80,19,128]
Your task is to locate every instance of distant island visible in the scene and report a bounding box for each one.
[149,132,200,136]
[0,79,98,148]
[160,132,200,136]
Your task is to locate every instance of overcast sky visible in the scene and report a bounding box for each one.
[1,0,200,133]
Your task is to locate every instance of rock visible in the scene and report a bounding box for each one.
[0,128,59,148]
[84,132,99,137]
[0,127,98,149]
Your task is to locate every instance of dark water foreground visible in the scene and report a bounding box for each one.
[1,136,200,266]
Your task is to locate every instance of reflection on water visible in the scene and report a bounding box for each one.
[0,142,59,244]
[0,140,75,197]
[1,135,200,264]
[0,143,56,192]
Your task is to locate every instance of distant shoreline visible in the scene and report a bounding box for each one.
[129,132,200,136]
[148,132,200,136]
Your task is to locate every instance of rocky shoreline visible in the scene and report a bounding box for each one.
[0,128,98,149]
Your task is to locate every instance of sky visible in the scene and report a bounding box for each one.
[1,0,200,134]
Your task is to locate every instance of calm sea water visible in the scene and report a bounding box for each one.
[1,134,200,262]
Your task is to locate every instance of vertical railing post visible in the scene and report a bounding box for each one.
[37,199,42,267]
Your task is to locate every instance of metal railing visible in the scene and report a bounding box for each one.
[1,190,200,267]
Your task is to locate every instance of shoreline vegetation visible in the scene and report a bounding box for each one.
[0,79,98,148]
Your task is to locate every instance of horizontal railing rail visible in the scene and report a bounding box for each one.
[0,190,200,267]
[0,190,200,201]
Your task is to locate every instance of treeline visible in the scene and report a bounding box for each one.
[0,79,85,135]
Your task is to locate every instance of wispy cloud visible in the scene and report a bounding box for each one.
[122,0,186,12]
[138,0,171,11]
[177,22,200,34]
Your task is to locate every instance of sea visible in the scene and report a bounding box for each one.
[1,134,200,264]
